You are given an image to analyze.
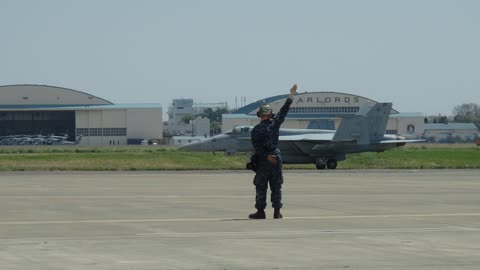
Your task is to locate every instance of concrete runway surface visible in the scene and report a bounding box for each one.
[0,170,479,270]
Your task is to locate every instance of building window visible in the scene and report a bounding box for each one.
[76,128,90,136]
[289,106,360,114]
[101,128,126,136]
[90,128,102,136]
[76,128,127,137]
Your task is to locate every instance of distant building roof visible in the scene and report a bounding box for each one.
[425,123,479,130]
[390,112,424,118]
[232,94,289,114]
[231,91,399,116]
[0,84,113,105]
[79,103,162,109]
[0,85,162,111]
[222,114,257,119]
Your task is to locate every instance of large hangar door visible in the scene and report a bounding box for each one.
[0,111,76,140]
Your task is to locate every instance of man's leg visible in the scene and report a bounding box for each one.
[250,172,268,219]
[270,175,283,208]
[270,167,284,219]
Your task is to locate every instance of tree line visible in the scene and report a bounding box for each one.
[424,103,480,128]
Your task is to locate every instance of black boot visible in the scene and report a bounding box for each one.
[273,208,283,219]
[249,209,266,219]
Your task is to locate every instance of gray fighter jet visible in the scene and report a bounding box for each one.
[179,103,424,169]
[0,134,82,145]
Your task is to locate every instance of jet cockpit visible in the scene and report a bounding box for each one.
[227,126,252,135]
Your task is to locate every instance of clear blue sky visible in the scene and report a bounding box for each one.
[1,0,478,117]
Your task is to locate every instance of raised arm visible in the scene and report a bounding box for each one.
[289,84,297,99]
[272,84,297,127]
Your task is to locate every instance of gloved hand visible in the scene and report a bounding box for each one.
[246,162,256,172]
[246,153,258,172]
[267,154,278,166]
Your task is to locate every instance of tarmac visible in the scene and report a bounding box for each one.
[1,169,479,270]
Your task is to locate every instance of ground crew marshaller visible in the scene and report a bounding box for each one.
[249,84,297,219]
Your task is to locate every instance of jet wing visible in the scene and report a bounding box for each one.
[279,133,334,141]
[379,139,426,144]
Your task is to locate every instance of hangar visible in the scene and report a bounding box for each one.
[222,91,425,138]
[424,123,479,143]
[0,85,163,146]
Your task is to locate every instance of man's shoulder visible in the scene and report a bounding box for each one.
[252,122,269,133]
[254,121,270,127]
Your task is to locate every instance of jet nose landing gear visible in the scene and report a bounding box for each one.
[315,163,326,170]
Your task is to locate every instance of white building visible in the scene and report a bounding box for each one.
[423,123,479,142]
[192,117,210,137]
[0,85,163,146]
[164,99,225,138]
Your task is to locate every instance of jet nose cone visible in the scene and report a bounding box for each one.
[179,142,197,151]
[179,140,207,151]
[178,134,231,152]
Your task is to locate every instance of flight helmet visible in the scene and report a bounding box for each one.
[256,104,273,117]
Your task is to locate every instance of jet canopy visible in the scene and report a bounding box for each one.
[227,126,253,135]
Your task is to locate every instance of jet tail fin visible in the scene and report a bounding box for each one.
[75,135,82,145]
[332,103,392,144]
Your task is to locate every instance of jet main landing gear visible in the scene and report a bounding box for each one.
[315,158,338,170]
[326,159,337,169]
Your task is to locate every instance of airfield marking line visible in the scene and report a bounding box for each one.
[0,194,378,199]
[134,227,480,236]
[1,227,480,242]
[285,213,480,219]
[0,195,254,199]
[1,213,480,225]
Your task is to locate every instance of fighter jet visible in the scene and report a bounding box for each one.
[0,134,82,145]
[46,134,82,145]
[179,103,424,169]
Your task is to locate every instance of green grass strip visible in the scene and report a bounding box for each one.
[0,146,478,171]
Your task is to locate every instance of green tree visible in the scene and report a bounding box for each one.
[210,121,222,136]
[200,107,228,122]
[438,116,448,124]
[452,103,480,127]
[180,114,193,124]
[199,107,229,135]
